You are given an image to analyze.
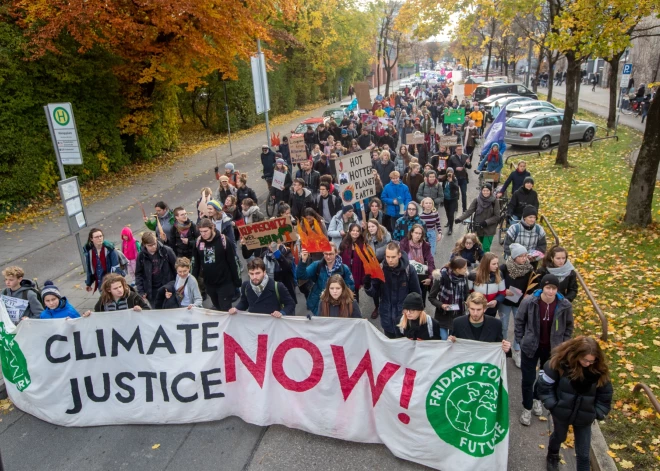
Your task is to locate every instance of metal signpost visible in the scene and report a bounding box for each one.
[615,63,633,133]
[44,103,87,268]
[251,40,271,147]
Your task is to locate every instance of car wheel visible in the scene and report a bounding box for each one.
[582,128,595,142]
[539,135,551,150]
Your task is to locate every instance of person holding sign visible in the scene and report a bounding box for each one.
[37,281,80,319]
[229,258,295,318]
[319,275,362,318]
[88,273,150,313]
[272,158,293,204]
[2,266,43,322]
[397,292,441,340]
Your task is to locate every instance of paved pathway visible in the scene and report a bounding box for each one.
[0,82,573,470]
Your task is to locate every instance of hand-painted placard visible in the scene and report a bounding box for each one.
[335,152,375,205]
[289,137,308,164]
[238,216,298,249]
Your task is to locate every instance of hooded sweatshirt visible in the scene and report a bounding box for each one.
[1,279,44,320]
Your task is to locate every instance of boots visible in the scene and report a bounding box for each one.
[546,451,560,471]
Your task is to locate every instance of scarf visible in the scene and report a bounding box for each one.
[440,268,467,308]
[121,227,138,260]
[487,149,500,163]
[326,255,344,277]
[104,297,128,312]
[91,245,107,292]
[243,206,260,225]
[547,260,575,282]
[505,257,533,279]
[175,219,192,233]
[408,240,425,264]
[476,192,496,216]
[250,274,270,297]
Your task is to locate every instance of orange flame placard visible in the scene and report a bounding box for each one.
[355,243,385,282]
[271,132,281,147]
[298,218,332,253]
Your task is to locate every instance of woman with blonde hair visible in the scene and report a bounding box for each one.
[397,292,441,340]
[86,273,150,314]
[419,196,442,254]
[365,219,392,261]
[197,187,213,222]
[319,275,362,318]
[468,252,506,317]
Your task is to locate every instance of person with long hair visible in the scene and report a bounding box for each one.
[419,197,442,254]
[442,168,460,235]
[468,252,506,317]
[536,246,578,302]
[429,257,469,340]
[455,184,500,252]
[86,273,150,314]
[83,228,123,293]
[395,144,412,174]
[217,175,237,203]
[365,219,392,262]
[366,198,384,225]
[339,223,367,302]
[450,233,483,268]
[120,227,140,283]
[537,336,612,471]
[400,223,435,304]
[397,292,441,340]
[319,274,362,318]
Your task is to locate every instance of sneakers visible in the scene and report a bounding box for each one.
[533,399,543,416]
[512,349,521,368]
[520,408,532,426]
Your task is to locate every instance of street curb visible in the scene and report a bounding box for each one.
[590,421,617,471]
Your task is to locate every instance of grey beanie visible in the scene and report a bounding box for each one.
[509,243,527,260]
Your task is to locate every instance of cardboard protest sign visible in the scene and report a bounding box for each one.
[1,295,28,323]
[444,108,465,124]
[407,132,426,145]
[439,135,459,148]
[354,82,372,110]
[271,170,287,191]
[0,301,509,471]
[238,216,298,249]
[289,137,308,164]
[335,152,376,205]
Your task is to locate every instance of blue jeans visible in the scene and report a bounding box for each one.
[457,178,468,211]
[439,328,449,340]
[498,304,520,350]
[427,228,437,254]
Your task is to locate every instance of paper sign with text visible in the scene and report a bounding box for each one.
[407,132,426,145]
[335,152,376,205]
[1,296,28,323]
[289,137,308,164]
[271,170,287,191]
[0,302,509,471]
[238,216,298,249]
[439,135,459,148]
[354,82,372,110]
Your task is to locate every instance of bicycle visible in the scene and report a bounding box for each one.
[496,193,510,246]
[475,170,501,189]
[460,217,477,234]
[621,96,642,116]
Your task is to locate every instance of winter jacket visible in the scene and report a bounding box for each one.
[499,169,531,196]
[457,197,500,237]
[366,210,384,225]
[500,262,535,307]
[451,315,503,342]
[451,247,484,267]
[168,221,199,258]
[503,221,547,256]
[154,275,203,309]
[514,291,574,358]
[296,256,355,316]
[508,187,540,220]
[321,300,362,318]
[83,241,123,290]
[278,143,291,167]
[261,149,276,179]
[217,186,237,204]
[416,180,444,208]
[39,298,80,319]
[442,179,460,201]
[536,266,579,303]
[145,210,175,242]
[135,242,177,301]
[537,361,613,427]
[399,237,435,282]
[241,206,266,225]
[381,182,412,217]
[289,188,315,221]
[447,153,472,180]
[375,160,396,186]
[468,271,506,316]
[304,131,319,150]
[403,173,425,204]
[327,212,360,246]
[367,231,392,261]
[392,211,427,241]
[295,169,321,194]
[399,317,442,340]
[191,233,241,288]
[235,278,296,316]
[357,133,374,150]
[364,256,422,335]
[93,290,151,312]
[1,280,44,319]
[314,193,343,224]
[236,186,259,206]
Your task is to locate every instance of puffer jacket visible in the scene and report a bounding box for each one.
[296,255,355,316]
[514,290,574,358]
[380,181,412,217]
[508,186,540,219]
[457,197,500,237]
[364,255,421,335]
[537,361,613,427]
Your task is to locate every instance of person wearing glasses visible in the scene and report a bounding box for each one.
[83,228,124,293]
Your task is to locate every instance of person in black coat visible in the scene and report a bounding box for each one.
[507,177,540,221]
[304,127,319,154]
[229,258,296,317]
[397,292,441,340]
[536,336,613,471]
[135,233,177,305]
[449,292,511,353]
[168,207,199,259]
[497,161,531,197]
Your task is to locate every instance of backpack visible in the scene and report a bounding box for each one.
[3,280,43,305]
[115,249,129,275]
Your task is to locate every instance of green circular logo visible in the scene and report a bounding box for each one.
[426,362,509,457]
[52,107,70,126]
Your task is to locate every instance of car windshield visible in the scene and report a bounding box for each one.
[295,123,316,133]
[506,118,531,129]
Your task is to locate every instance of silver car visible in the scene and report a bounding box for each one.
[506,105,564,118]
[505,100,561,117]
[504,112,596,149]
[485,96,534,120]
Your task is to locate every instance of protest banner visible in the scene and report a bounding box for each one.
[1,295,29,323]
[354,82,372,110]
[0,302,509,471]
[335,152,376,205]
[289,137,308,164]
[271,170,287,191]
[237,216,298,249]
[444,108,465,125]
[439,135,459,148]
[407,132,426,145]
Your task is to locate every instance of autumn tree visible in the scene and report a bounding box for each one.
[449,38,481,76]
[375,0,404,96]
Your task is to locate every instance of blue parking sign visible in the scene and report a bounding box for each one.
[623,64,633,75]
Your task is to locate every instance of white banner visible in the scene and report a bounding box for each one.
[1,295,29,323]
[0,304,509,470]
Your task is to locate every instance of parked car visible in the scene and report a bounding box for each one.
[323,108,346,121]
[506,100,562,117]
[504,112,596,150]
[478,93,518,107]
[291,117,329,139]
[484,96,534,121]
[506,105,564,119]
[473,82,537,101]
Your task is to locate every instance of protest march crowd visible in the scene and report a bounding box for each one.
[1,78,612,471]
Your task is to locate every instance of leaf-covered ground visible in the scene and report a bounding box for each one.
[0,101,324,229]
[508,96,660,469]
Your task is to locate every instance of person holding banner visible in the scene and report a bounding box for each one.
[154,257,203,310]
[39,281,81,319]
[397,292,441,340]
[88,273,150,313]
[319,275,362,318]
[2,266,44,321]
[229,258,295,318]
[449,292,511,352]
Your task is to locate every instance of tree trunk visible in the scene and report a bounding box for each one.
[624,96,660,226]
[555,55,580,167]
[532,46,543,93]
[653,52,660,83]
[485,41,493,81]
[546,52,558,102]
[573,63,583,113]
[385,68,392,96]
[605,54,622,129]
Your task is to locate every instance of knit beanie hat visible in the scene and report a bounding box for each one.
[523,176,534,185]
[402,292,425,311]
[522,206,538,218]
[219,175,229,183]
[225,163,235,171]
[276,158,286,165]
[539,274,560,290]
[342,205,354,215]
[509,243,527,260]
[41,281,62,300]
[207,200,223,212]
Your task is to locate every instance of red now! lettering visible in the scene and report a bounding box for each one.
[331,345,400,406]
[272,338,324,392]
[223,333,268,387]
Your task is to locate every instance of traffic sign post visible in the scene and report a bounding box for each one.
[45,103,87,269]
[615,63,633,134]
